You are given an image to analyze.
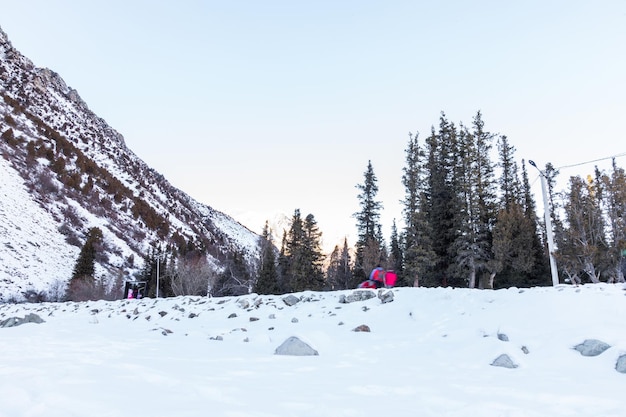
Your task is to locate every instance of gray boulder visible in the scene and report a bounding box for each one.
[378,289,394,304]
[491,354,518,369]
[339,290,376,304]
[275,336,319,356]
[0,313,45,328]
[615,355,626,373]
[573,339,611,357]
[282,295,300,306]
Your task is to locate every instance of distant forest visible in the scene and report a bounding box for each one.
[255,111,626,294]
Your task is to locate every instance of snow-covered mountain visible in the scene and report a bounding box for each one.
[0,26,262,301]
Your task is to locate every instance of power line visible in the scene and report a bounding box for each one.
[557,152,626,170]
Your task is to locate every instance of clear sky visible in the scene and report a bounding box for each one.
[2,1,625,252]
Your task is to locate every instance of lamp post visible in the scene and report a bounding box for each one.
[528,160,559,286]
[155,253,162,298]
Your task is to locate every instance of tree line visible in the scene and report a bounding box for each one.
[255,111,626,294]
[63,111,626,301]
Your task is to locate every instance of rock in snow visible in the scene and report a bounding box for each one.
[491,354,518,369]
[615,355,626,374]
[0,313,45,328]
[573,339,611,357]
[274,336,319,356]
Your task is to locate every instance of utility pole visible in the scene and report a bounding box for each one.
[529,160,559,286]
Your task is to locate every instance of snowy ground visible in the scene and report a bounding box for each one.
[1,284,625,417]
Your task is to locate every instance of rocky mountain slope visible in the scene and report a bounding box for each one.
[0,26,261,301]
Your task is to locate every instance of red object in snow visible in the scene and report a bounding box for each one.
[358,268,398,289]
[385,270,397,287]
[358,280,378,289]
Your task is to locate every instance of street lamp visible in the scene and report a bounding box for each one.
[155,253,163,298]
[528,160,559,286]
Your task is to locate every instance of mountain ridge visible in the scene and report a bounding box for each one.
[0,25,261,301]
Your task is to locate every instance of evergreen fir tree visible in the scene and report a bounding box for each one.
[282,210,325,292]
[423,114,463,286]
[71,227,103,280]
[301,213,325,290]
[492,139,547,288]
[68,227,103,300]
[326,245,341,290]
[277,230,289,292]
[492,203,539,287]
[283,209,304,292]
[450,112,498,288]
[353,160,383,280]
[388,220,403,278]
[520,159,551,286]
[338,238,354,289]
[400,131,437,287]
[254,221,281,294]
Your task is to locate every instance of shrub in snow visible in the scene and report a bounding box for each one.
[491,354,518,369]
[274,336,319,356]
[573,339,611,357]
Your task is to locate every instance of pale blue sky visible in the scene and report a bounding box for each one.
[2,1,625,251]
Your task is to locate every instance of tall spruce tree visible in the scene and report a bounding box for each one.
[521,159,551,286]
[401,131,436,287]
[283,209,304,292]
[353,160,383,280]
[277,230,289,291]
[283,210,325,291]
[327,238,354,290]
[326,245,342,290]
[71,227,103,280]
[450,112,498,288]
[339,238,354,289]
[254,221,281,294]
[388,220,403,276]
[492,138,547,288]
[303,213,325,289]
[68,227,103,300]
[423,113,463,286]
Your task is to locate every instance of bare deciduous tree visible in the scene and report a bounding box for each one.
[169,255,217,296]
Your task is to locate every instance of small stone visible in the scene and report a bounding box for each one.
[353,324,371,332]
